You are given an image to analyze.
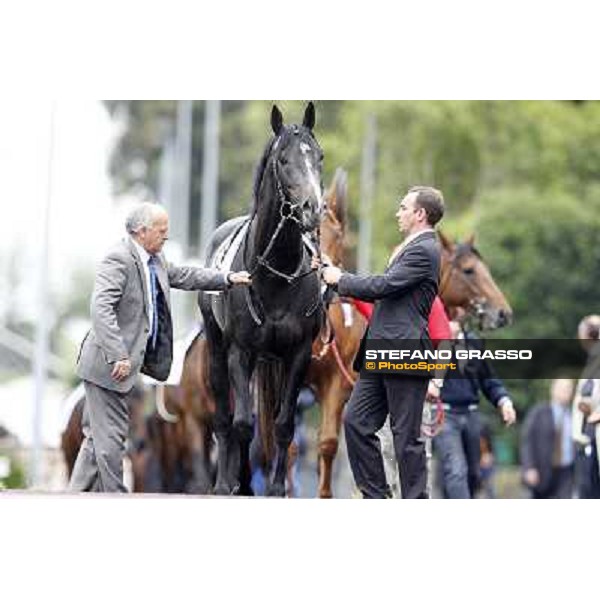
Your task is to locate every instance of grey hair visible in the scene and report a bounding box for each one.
[125,202,167,235]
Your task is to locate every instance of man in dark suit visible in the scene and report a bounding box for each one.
[70,202,251,493]
[322,186,444,499]
[521,378,575,499]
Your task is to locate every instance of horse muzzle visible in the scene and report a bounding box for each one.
[478,305,513,330]
[299,199,321,232]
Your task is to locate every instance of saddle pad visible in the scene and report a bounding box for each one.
[209,216,317,276]
[209,217,251,275]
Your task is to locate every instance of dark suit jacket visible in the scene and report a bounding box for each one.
[337,231,440,372]
[520,403,558,496]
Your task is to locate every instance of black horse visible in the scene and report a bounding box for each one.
[199,103,325,496]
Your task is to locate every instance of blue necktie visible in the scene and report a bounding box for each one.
[148,256,159,349]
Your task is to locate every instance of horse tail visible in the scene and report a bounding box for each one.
[256,358,284,464]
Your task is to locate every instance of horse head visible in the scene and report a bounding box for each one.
[438,231,513,330]
[320,167,348,266]
[261,102,324,233]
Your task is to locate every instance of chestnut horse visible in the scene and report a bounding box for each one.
[306,169,367,498]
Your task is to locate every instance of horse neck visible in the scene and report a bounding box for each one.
[250,169,303,270]
[438,251,461,309]
[320,209,345,264]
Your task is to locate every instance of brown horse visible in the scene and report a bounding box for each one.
[152,333,216,494]
[437,231,512,329]
[306,169,367,498]
[307,173,513,498]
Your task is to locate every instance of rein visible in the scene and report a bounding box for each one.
[311,305,358,388]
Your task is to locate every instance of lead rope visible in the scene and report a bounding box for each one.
[421,396,446,438]
[331,338,357,387]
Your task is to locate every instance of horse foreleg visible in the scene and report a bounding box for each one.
[268,347,311,497]
[228,347,254,496]
[317,375,345,498]
[184,412,212,495]
[210,349,234,496]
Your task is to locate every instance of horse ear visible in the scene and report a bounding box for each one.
[271,104,283,136]
[334,168,348,226]
[303,101,315,130]
[325,175,337,212]
[438,230,454,252]
[466,232,476,247]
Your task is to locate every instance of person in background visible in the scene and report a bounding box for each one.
[477,419,496,499]
[521,378,575,499]
[433,316,516,499]
[572,315,600,498]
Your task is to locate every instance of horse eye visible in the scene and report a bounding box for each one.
[463,268,475,276]
[279,156,288,166]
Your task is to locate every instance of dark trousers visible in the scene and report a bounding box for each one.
[576,424,600,499]
[344,373,429,499]
[532,466,574,499]
[433,410,482,499]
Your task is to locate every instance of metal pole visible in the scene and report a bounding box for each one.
[30,102,55,488]
[199,100,221,261]
[358,113,377,275]
[175,100,193,254]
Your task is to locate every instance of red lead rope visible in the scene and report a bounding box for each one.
[421,396,446,438]
[331,338,358,388]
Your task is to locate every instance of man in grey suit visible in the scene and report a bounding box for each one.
[70,202,251,493]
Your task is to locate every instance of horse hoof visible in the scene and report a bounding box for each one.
[266,483,286,498]
[187,481,212,496]
[213,482,232,496]
[237,484,254,497]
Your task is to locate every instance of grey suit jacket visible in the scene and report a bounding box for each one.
[77,238,229,393]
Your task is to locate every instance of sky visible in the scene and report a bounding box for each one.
[0,101,139,323]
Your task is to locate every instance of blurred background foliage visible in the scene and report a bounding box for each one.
[104,100,600,341]
[103,100,600,463]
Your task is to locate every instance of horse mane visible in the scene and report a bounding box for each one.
[332,167,348,229]
[251,123,317,214]
[251,135,277,214]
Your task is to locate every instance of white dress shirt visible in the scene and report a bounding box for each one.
[388,228,435,266]
[130,237,155,339]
